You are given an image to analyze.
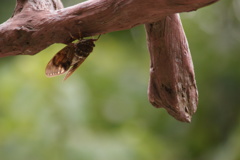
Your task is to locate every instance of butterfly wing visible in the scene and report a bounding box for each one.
[46,38,97,80]
[63,40,95,80]
[45,44,75,77]
[63,57,86,80]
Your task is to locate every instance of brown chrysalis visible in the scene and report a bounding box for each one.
[45,35,100,80]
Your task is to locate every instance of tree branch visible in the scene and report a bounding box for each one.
[0,0,218,57]
[0,0,218,122]
[145,14,198,122]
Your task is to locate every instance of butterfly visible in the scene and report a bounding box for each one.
[45,35,100,80]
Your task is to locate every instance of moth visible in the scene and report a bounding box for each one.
[45,35,100,80]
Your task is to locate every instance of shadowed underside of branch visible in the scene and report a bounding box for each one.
[0,0,218,122]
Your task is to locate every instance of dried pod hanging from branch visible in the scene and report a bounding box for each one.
[145,14,198,122]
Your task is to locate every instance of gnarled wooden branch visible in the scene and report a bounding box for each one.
[0,0,218,122]
[145,14,198,122]
[0,0,218,57]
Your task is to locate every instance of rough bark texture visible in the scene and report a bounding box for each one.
[145,14,198,122]
[0,0,218,57]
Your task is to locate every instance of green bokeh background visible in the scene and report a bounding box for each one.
[0,0,240,160]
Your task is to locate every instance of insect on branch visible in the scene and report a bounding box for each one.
[0,0,219,122]
[45,35,100,80]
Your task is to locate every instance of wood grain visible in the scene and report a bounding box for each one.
[145,14,198,122]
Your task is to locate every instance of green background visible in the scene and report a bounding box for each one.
[0,0,240,160]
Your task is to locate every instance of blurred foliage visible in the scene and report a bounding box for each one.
[0,0,240,160]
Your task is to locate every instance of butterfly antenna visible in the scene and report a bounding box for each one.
[68,31,83,41]
[93,34,101,41]
[68,32,75,40]
[97,34,101,40]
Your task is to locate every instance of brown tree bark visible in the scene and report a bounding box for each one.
[145,14,198,122]
[0,0,218,57]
